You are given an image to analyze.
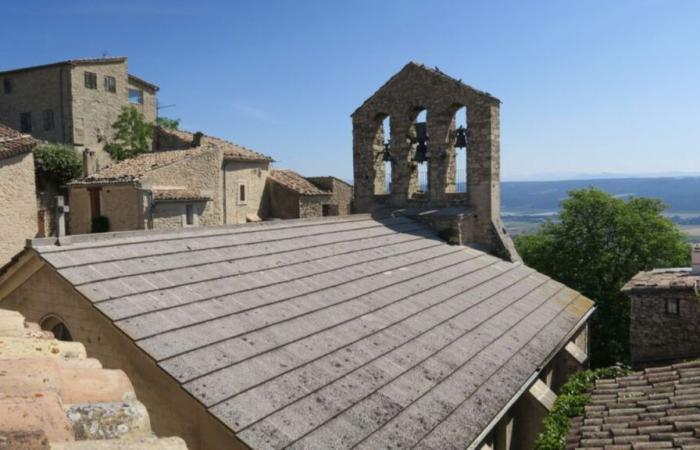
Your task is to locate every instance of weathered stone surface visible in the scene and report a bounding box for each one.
[65,401,150,440]
[50,437,188,449]
[0,337,86,360]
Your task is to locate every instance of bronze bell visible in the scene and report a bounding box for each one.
[455,125,468,149]
[413,122,429,162]
[382,141,392,162]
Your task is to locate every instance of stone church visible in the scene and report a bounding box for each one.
[0,63,594,450]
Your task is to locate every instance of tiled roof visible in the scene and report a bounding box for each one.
[29,215,594,449]
[566,360,700,449]
[0,308,187,449]
[0,124,38,161]
[156,127,272,162]
[623,268,700,293]
[72,147,209,184]
[151,188,211,201]
[269,169,331,196]
[128,74,159,91]
[0,57,128,75]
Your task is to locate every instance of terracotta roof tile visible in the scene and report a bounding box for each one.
[156,127,272,162]
[0,308,188,449]
[0,124,38,161]
[567,360,700,449]
[151,188,211,202]
[269,169,331,196]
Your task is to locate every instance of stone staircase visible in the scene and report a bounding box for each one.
[0,309,187,449]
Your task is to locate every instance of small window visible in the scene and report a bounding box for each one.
[84,71,97,89]
[104,75,116,93]
[129,88,143,104]
[43,109,55,131]
[238,183,246,204]
[3,78,12,94]
[20,112,31,133]
[666,298,679,315]
[185,204,194,226]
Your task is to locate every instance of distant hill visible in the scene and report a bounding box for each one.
[501,177,700,213]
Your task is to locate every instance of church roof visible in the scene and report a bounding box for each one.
[27,215,594,449]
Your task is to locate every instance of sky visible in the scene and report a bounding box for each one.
[1,0,699,181]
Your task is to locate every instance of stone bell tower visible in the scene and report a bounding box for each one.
[352,62,518,261]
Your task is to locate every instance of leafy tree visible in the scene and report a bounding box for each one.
[155,116,180,130]
[104,106,154,161]
[33,143,82,186]
[515,188,690,367]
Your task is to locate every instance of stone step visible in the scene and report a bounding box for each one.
[50,437,188,450]
[65,401,151,440]
[0,359,134,404]
[0,337,86,360]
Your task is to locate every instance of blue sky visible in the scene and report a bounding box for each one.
[2,0,699,181]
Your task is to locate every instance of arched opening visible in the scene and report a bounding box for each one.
[382,116,393,194]
[411,109,429,196]
[372,114,393,195]
[454,106,468,193]
[40,314,73,341]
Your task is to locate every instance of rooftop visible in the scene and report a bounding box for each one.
[0,307,187,449]
[26,214,593,449]
[269,169,331,196]
[622,268,700,293]
[0,123,38,161]
[566,359,700,449]
[0,57,127,75]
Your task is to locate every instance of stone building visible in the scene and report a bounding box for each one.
[0,308,188,449]
[0,63,597,450]
[266,169,333,218]
[306,176,354,215]
[623,245,700,368]
[0,124,39,267]
[352,62,517,261]
[565,360,700,448]
[68,127,272,234]
[0,57,157,166]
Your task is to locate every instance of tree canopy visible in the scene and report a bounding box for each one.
[33,143,82,186]
[514,188,690,367]
[104,106,154,161]
[155,116,180,130]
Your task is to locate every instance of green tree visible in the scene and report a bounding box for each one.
[514,188,690,367]
[104,106,154,161]
[33,143,82,186]
[155,116,180,130]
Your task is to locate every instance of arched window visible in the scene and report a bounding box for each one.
[372,114,393,195]
[411,109,429,196]
[382,116,392,193]
[454,106,468,193]
[40,315,73,342]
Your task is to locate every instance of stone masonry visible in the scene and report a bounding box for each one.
[623,268,700,368]
[352,62,518,261]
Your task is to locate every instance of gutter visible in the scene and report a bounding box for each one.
[467,304,597,449]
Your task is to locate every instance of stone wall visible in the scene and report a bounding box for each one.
[306,177,353,215]
[223,160,270,223]
[629,289,700,367]
[0,152,37,265]
[299,195,332,218]
[68,183,143,234]
[0,65,71,143]
[128,78,157,123]
[151,200,208,229]
[265,179,300,219]
[1,263,245,450]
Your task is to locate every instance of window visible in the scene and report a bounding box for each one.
[238,183,247,204]
[84,71,97,89]
[20,112,31,133]
[185,204,194,226]
[666,298,679,315]
[3,78,12,94]
[43,109,55,131]
[104,75,116,93]
[40,315,72,342]
[129,88,143,104]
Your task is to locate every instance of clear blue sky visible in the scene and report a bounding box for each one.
[2,0,699,181]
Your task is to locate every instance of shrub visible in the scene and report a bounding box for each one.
[33,143,82,186]
[91,216,110,233]
[534,366,631,450]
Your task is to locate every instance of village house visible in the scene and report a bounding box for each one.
[0,64,595,450]
[0,307,188,448]
[0,124,39,267]
[0,57,158,167]
[266,169,334,218]
[622,244,700,368]
[306,175,354,215]
[68,127,273,233]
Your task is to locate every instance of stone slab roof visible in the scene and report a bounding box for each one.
[623,268,700,293]
[566,360,700,449]
[0,124,38,161]
[0,308,187,449]
[28,215,594,449]
[269,169,331,196]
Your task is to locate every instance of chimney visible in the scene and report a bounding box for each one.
[83,148,97,177]
[692,244,700,275]
[192,132,204,148]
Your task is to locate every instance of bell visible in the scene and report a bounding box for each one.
[455,125,468,149]
[413,141,428,162]
[413,122,430,162]
[382,141,392,162]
